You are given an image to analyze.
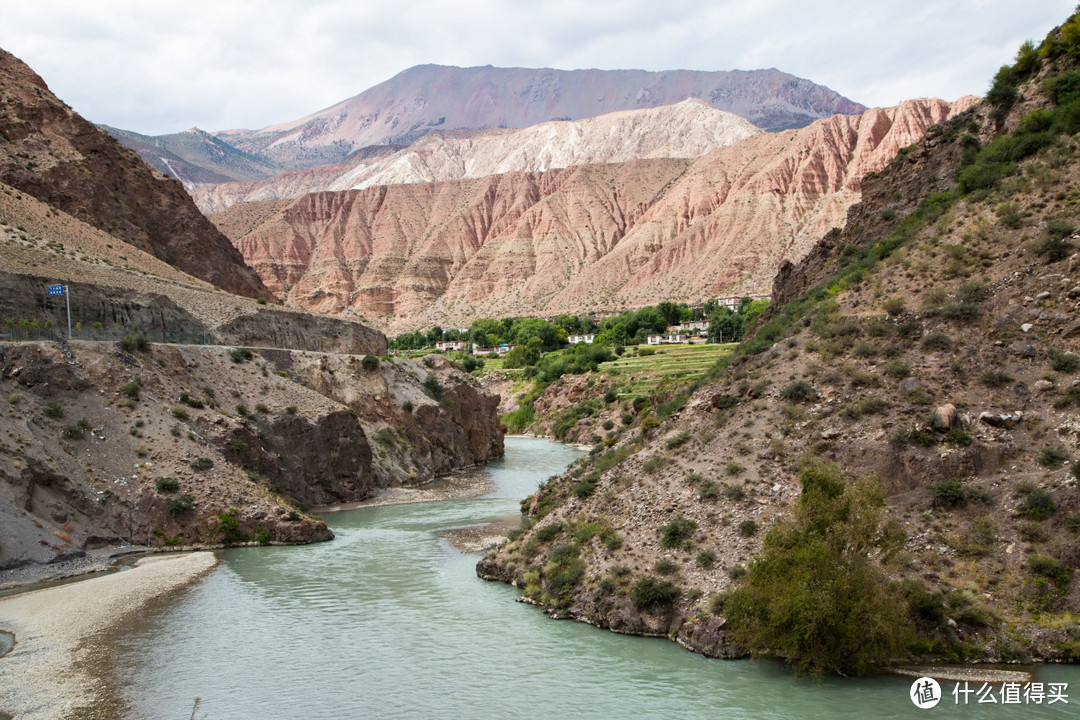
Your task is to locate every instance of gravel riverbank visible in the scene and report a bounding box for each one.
[0,552,217,720]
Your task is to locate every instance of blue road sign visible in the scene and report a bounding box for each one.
[48,284,65,296]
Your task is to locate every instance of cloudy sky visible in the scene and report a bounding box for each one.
[1,0,1075,136]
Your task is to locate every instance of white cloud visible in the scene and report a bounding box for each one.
[0,0,1074,134]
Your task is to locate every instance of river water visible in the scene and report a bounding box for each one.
[116,437,1079,719]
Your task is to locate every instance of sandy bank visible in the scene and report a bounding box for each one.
[313,469,496,513]
[0,551,217,720]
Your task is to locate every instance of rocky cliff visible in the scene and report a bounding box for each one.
[215,98,972,332]
[212,64,866,170]
[191,99,764,213]
[0,47,272,299]
[0,339,503,571]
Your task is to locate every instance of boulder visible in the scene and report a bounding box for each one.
[931,404,958,431]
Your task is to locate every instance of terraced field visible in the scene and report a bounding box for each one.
[598,342,735,396]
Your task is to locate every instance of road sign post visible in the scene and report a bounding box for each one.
[47,284,70,339]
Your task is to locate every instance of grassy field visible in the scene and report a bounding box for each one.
[597,343,736,396]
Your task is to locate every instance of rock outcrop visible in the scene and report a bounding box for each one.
[215,98,972,332]
[0,47,272,300]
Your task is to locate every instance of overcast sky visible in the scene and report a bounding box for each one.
[1,1,1075,136]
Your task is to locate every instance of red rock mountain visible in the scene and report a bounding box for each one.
[213,98,974,332]
[192,100,764,214]
[213,64,866,170]
[0,48,272,300]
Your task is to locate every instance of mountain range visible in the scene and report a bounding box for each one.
[211,97,972,332]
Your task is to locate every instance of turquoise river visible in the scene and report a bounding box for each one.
[115,437,1080,719]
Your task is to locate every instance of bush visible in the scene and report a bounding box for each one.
[190,456,214,471]
[215,508,249,544]
[630,576,681,610]
[155,477,179,493]
[361,355,379,371]
[666,430,692,449]
[1018,489,1057,520]
[882,297,906,316]
[654,559,678,575]
[535,522,564,542]
[1051,352,1080,373]
[930,479,967,508]
[601,419,615,431]
[920,332,952,352]
[725,461,746,476]
[120,377,142,399]
[119,332,148,353]
[690,549,717,570]
[61,418,90,440]
[739,520,759,537]
[229,348,253,364]
[1038,445,1070,469]
[254,402,270,414]
[43,401,64,419]
[170,407,189,420]
[725,461,913,677]
[659,517,698,549]
[980,369,1012,387]
[780,380,817,403]
[423,375,444,399]
[166,495,194,517]
[698,479,720,500]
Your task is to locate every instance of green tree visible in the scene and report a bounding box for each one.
[725,460,911,677]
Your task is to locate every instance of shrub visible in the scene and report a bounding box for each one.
[780,380,817,403]
[229,347,253,363]
[698,479,721,500]
[61,418,91,440]
[601,419,615,431]
[696,549,717,568]
[725,461,913,677]
[1038,445,1070,469]
[228,439,247,454]
[235,404,248,416]
[361,355,379,371]
[659,517,698,549]
[120,377,142,399]
[254,402,270,414]
[725,461,746,477]
[980,369,1012,387]
[215,508,249,544]
[1051,352,1080,373]
[1018,489,1057,520]
[190,456,214,471]
[666,430,692,449]
[621,413,634,425]
[883,359,910,379]
[920,332,952,352]
[285,405,297,415]
[630,576,681,610]
[119,332,148,353]
[422,375,444,399]
[166,495,194,517]
[535,522,564,542]
[723,483,747,501]
[654,559,678,575]
[43,401,64,419]
[603,390,618,403]
[739,520,759,537]
[930,479,967,508]
[170,407,189,420]
[882,297,906,316]
[401,401,414,413]
[155,477,179,493]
